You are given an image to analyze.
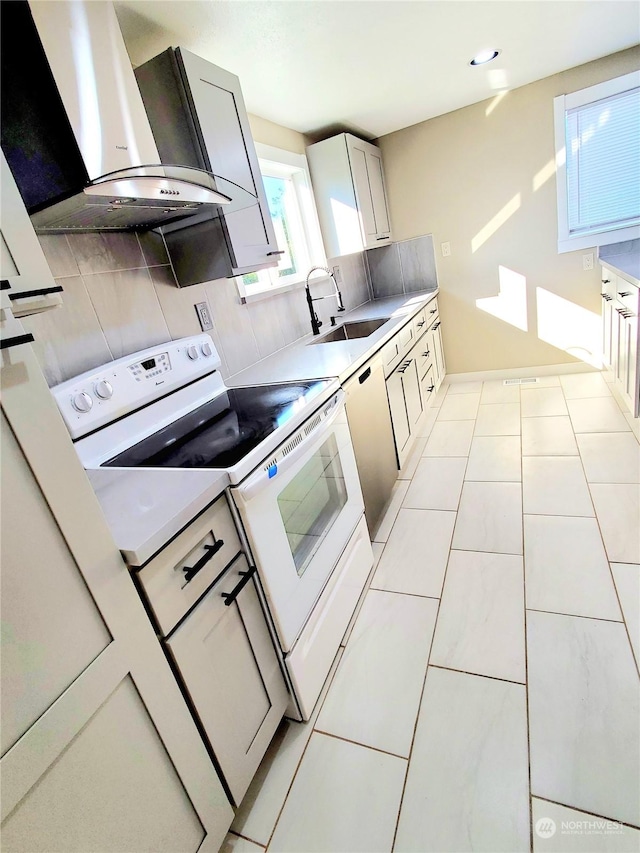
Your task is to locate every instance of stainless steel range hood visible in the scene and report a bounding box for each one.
[1,0,237,234]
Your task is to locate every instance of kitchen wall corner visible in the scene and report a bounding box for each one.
[366,235,438,299]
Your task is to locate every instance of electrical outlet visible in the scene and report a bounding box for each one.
[583,253,594,271]
[332,265,342,284]
[195,301,213,331]
[441,241,451,257]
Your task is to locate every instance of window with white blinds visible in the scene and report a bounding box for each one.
[554,71,640,253]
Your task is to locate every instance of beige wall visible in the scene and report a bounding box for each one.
[378,47,640,375]
[248,114,312,155]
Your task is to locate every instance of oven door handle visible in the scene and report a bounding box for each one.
[235,393,345,503]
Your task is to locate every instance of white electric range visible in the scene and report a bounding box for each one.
[52,334,373,719]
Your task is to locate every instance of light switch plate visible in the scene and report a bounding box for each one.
[195,301,213,331]
[583,253,594,271]
[332,265,342,284]
[441,241,451,257]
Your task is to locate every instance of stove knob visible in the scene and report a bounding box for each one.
[201,342,212,357]
[94,380,113,400]
[71,392,93,413]
[187,345,200,360]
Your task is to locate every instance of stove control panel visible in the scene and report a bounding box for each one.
[51,334,223,440]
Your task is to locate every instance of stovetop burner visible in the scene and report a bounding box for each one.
[104,379,332,470]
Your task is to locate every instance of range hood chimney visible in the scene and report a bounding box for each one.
[0,0,235,233]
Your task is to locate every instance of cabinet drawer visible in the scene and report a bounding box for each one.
[412,308,428,338]
[138,493,242,636]
[616,279,639,314]
[413,333,433,380]
[382,336,402,376]
[425,298,439,328]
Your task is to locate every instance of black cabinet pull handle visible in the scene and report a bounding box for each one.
[358,367,371,384]
[266,250,285,256]
[376,236,388,241]
[427,384,435,392]
[0,279,11,291]
[619,291,632,298]
[602,279,611,284]
[423,350,430,357]
[417,320,426,327]
[8,285,64,301]
[433,321,441,329]
[0,333,35,350]
[182,539,224,583]
[221,564,257,606]
[430,308,437,314]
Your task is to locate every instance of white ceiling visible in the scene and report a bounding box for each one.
[114,0,640,139]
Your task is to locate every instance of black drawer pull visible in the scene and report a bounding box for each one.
[423,350,430,357]
[619,291,632,298]
[8,285,64,301]
[0,333,35,350]
[358,367,371,384]
[433,322,441,329]
[417,320,426,327]
[222,564,257,606]
[430,308,437,314]
[0,279,11,291]
[426,384,435,393]
[376,236,389,241]
[182,539,224,583]
[602,279,611,284]
[266,250,285,256]
[601,293,612,300]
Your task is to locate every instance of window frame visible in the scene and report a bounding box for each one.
[236,143,328,303]
[553,70,640,253]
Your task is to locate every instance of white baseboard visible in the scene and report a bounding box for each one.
[443,362,600,384]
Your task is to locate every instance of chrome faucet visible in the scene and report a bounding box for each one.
[304,266,345,335]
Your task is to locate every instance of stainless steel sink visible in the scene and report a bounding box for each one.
[308,318,389,344]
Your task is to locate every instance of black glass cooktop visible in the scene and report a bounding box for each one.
[105,379,333,469]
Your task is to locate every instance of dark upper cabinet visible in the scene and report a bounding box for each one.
[135,48,280,284]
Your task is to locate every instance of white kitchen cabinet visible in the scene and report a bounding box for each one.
[0,334,233,851]
[135,48,280,282]
[306,133,392,257]
[383,297,445,467]
[166,554,289,806]
[600,264,639,417]
[0,150,63,318]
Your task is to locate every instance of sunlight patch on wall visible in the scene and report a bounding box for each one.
[536,287,602,367]
[533,158,556,192]
[472,193,521,253]
[476,265,528,331]
[330,198,361,256]
[485,90,509,117]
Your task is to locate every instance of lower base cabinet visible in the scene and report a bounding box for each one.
[601,266,639,417]
[384,299,446,468]
[166,555,289,807]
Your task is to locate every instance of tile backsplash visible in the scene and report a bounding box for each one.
[23,231,371,386]
[366,235,438,299]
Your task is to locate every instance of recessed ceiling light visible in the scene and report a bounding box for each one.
[469,49,501,67]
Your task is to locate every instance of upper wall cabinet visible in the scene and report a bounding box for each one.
[135,48,280,283]
[0,150,63,317]
[306,133,392,258]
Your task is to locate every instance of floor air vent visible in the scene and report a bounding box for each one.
[503,377,540,386]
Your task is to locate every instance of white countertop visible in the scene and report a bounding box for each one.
[88,467,230,566]
[599,253,640,286]
[228,289,439,387]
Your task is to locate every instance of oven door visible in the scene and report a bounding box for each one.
[230,396,364,652]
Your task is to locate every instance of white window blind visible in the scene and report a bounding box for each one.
[554,71,640,253]
[566,87,640,235]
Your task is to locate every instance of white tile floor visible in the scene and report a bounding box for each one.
[225,371,640,853]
